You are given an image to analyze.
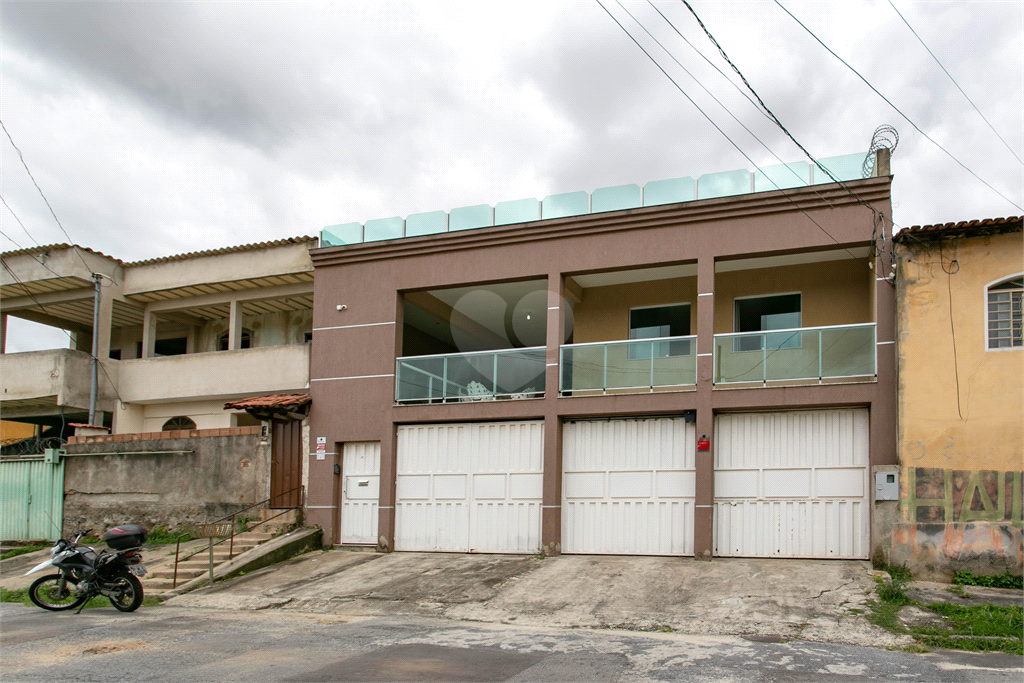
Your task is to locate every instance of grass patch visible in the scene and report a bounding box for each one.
[863,565,1024,655]
[0,543,49,561]
[1,586,161,609]
[145,526,193,545]
[953,570,1023,590]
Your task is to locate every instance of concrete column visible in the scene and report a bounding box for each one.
[376,424,398,552]
[228,300,243,351]
[95,285,113,361]
[1,313,6,353]
[185,326,197,354]
[872,212,898,467]
[141,310,157,358]
[694,256,716,559]
[541,273,566,555]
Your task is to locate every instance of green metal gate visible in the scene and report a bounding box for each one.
[0,458,65,541]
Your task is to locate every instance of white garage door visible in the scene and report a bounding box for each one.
[340,442,380,545]
[395,421,544,553]
[563,417,695,555]
[714,409,870,559]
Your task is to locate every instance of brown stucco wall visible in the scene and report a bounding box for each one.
[305,177,897,555]
[713,259,873,334]
[891,229,1024,579]
[573,277,699,343]
[62,433,271,536]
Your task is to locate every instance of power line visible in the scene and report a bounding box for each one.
[888,0,1022,166]
[644,0,771,124]
[0,119,96,270]
[618,0,835,205]
[1,195,41,246]
[616,0,832,203]
[772,0,1023,212]
[594,0,858,257]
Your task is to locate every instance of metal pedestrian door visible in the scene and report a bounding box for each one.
[270,420,303,508]
[0,458,65,541]
[340,442,380,545]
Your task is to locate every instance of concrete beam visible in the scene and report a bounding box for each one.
[563,276,583,305]
[138,281,314,314]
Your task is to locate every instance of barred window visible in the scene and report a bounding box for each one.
[988,277,1023,349]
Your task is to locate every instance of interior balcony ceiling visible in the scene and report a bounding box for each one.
[126,273,313,306]
[0,276,92,300]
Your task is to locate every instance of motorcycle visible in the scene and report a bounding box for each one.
[25,524,148,613]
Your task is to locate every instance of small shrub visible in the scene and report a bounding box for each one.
[876,564,913,605]
[953,570,1023,590]
[146,526,192,545]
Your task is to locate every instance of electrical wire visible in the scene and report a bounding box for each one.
[887,0,1022,166]
[594,0,859,258]
[937,238,964,420]
[772,0,1023,212]
[1,195,41,246]
[645,0,772,123]
[617,0,837,210]
[0,119,99,272]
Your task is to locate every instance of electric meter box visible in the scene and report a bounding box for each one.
[874,471,899,501]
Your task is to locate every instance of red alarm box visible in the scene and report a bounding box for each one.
[697,437,711,451]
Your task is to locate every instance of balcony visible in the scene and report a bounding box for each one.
[713,323,875,386]
[116,343,310,403]
[559,336,697,395]
[0,348,117,419]
[396,347,546,404]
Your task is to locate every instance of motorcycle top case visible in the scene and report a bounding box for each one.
[103,524,148,550]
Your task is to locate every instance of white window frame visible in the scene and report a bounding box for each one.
[984,273,1023,352]
[732,291,803,353]
[627,302,692,359]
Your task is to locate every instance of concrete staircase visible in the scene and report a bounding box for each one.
[142,532,274,593]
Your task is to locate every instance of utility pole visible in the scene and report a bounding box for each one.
[88,272,101,426]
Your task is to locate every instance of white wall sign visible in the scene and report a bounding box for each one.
[316,436,327,460]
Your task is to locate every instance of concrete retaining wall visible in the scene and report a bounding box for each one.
[63,428,271,535]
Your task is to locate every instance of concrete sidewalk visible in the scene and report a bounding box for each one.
[167,549,912,649]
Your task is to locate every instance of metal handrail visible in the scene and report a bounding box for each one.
[394,345,546,361]
[172,485,304,588]
[712,322,875,338]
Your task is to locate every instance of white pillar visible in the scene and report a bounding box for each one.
[141,310,158,358]
[96,287,114,360]
[228,300,243,351]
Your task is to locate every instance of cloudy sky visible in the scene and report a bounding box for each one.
[2,0,1021,350]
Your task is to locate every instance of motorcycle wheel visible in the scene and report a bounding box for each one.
[108,573,144,612]
[28,574,88,611]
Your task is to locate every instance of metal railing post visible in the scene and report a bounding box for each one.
[442,356,449,400]
[649,341,655,391]
[172,537,181,588]
[603,344,608,394]
[762,334,767,384]
[492,352,498,395]
[818,329,823,381]
[229,514,235,559]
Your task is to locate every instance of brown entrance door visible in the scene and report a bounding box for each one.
[270,420,303,508]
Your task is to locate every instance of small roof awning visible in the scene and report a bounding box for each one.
[224,393,311,422]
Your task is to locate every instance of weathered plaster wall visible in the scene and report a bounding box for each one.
[62,433,271,535]
[892,230,1023,579]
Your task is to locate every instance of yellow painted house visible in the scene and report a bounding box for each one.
[891,216,1023,579]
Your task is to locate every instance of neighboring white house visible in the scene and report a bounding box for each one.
[1,237,315,436]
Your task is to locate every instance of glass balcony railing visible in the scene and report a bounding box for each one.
[559,336,697,394]
[713,323,876,385]
[395,347,546,404]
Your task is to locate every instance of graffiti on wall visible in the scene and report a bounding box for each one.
[906,467,1023,526]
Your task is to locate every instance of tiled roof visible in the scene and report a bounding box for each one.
[894,216,1022,243]
[124,236,318,267]
[0,243,124,264]
[224,393,311,410]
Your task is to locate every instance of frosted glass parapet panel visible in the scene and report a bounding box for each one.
[813,153,867,184]
[643,177,694,206]
[821,325,875,377]
[591,184,641,213]
[449,204,493,231]
[406,211,448,237]
[753,162,811,193]
[542,191,589,219]
[494,198,540,226]
[698,169,751,199]
[363,217,404,242]
[321,222,362,246]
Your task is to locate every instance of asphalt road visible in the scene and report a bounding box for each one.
[1,603,1021,682]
